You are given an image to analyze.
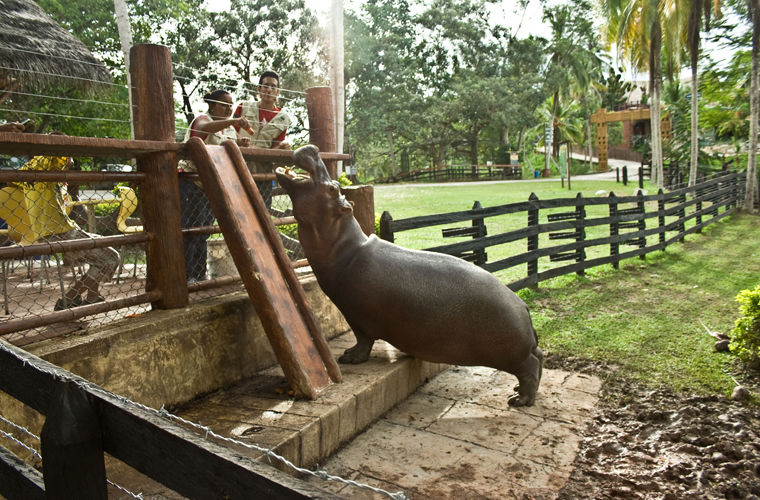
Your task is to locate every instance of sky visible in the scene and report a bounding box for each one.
[204,0,554,39]
[202,0,738,83]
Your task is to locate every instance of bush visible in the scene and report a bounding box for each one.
[729,284,760,369]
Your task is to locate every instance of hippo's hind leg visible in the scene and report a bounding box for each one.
[507,346,544,407]
[338,325,375,364]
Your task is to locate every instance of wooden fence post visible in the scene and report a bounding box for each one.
[130,43,187,308]
[527,193,539,287]
[305,87,337,180]
[638,166,644,189]
[678,191,687,243]
[636,190,646,259]
[622,166,628,186]
[342,185,375,236]
[575,193,586,276]
[472,201,487,266]
[657,188,666,247]
[608,192,619,269]
[695,184,703,233]
[379,211,394,243]
[41,382,107,499]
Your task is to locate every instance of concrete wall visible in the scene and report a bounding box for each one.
[1,276,349,437]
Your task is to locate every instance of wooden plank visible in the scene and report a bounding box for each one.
[41,382,107,499]
[0,443,45,500]
[0,340,336,499]
[188,139,339,399]
[442,227,480,238]
[0,133,349,162]
[546,211,580,222]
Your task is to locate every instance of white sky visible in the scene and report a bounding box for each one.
[202,0,737,82]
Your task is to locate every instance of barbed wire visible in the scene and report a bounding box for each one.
[0,414,40,442]
[1,340,407,500]
[158,406,409,500]
[0,427,42,460]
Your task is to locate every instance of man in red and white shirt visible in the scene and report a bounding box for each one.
[233,71,292,207]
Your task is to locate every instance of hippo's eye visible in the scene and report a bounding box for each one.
[328,182,339,195]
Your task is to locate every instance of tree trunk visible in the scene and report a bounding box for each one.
[688,56,699,186]
[552,90,560,158]
[650,19,664,189]
[747,0,759,212]
[387,128,397,175]
[470,127,479,168]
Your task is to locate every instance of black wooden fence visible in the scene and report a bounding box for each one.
[0,339,333,499]
[373,164,522,184]
[379,171,746,291]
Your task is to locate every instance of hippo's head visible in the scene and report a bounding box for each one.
[276,145,353,227]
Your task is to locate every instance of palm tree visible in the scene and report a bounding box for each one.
[684,1,722,186]
[601,0,672,188]
[748,0,759,212]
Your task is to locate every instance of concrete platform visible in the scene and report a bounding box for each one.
[107,334,601,499]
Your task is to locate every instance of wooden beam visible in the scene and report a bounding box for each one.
[0,133,349,161]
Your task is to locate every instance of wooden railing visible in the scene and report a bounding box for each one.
[0,44,348,338]
[373,164,522,184]
[0,339,333,499]
[379,171,745,291]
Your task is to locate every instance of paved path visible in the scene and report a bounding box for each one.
[308,364,602,499]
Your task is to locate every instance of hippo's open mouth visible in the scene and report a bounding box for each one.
[275,166,311,183]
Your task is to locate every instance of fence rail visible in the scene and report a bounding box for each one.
[0,339,333,499]
[373,164,522,184]
[379,171,745,291]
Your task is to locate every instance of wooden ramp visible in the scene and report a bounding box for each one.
[187,138,341,399]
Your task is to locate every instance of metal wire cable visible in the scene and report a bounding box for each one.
[0,107,131,124]
[0,89,132,108]
[0,45,108,68]
[0,65,126,88]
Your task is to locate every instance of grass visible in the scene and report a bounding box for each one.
[374,178,760,397]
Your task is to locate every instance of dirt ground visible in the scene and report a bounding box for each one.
[551,354,760,500]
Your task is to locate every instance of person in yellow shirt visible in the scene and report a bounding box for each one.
[2,155,120,310]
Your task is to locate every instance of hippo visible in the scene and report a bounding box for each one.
[275,145,543,406]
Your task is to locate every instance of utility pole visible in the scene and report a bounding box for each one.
[114,0,134,139]
[329,0,345,174]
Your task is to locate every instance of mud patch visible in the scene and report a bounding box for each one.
[550,356,760,499]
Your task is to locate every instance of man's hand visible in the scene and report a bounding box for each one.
[237,137,251,147]
[273,141,291,150]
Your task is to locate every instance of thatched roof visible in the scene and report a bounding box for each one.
[0,0,111,90]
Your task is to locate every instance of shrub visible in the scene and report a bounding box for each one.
[729,284,760,369]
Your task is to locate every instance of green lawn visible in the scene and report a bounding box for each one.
[374,178,760,397]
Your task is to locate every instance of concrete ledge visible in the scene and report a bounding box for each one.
[26,276,348,409]
[173,333,447,470]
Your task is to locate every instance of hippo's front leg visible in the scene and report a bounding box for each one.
[338,327,374,364]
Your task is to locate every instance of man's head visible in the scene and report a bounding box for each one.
[258,70,281,109]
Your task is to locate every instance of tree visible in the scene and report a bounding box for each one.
[601,0,670,188]
[210,0,322,94]
[684,1,722,186]
[543,0,604,162]
[747,0,759,211]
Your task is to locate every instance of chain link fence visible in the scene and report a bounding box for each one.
[1,160,303,342]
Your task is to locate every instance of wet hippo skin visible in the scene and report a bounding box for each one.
[276,145,543,406]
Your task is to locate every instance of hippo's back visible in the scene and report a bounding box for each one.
[327,236,535,367]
